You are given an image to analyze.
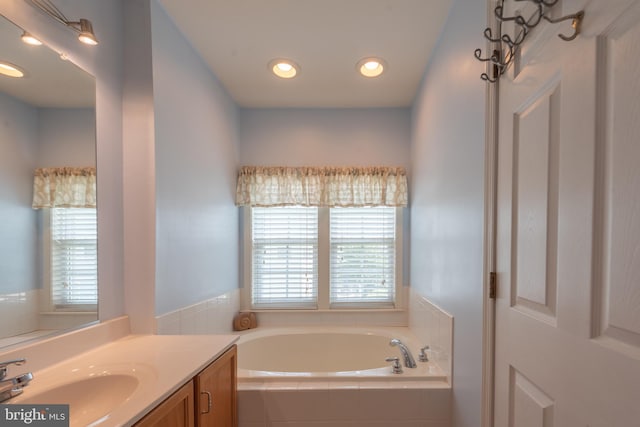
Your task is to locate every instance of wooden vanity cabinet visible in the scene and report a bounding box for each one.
[134,344,237,427]
[134,381,195,427]
[195,344,237,427]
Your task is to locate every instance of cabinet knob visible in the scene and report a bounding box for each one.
[200,390,212,414]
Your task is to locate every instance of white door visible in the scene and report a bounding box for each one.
[494,0,640,425]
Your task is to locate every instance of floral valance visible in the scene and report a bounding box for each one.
[235,166,408,207]
[32,167,96,209]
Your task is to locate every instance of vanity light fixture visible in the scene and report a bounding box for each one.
[76,19,98,46]
[0,61,25,78]
[357,57,386,78]
[21,31,43,46]
[25,0,98,45]
[268,58,299,79]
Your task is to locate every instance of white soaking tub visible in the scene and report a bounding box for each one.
[236,326,451,426]
[237,326,446,382]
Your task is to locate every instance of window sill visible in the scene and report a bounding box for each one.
[39,311,97,316]
[242,307,408,327]
[247,308,405,313]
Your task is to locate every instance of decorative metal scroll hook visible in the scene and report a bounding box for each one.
[523,3,544,29]
[481,73,499,84]
[484,27,502,43]
[475,48,496,63]
[538,0,560,7]
[494,5,527,26]
[543,10,585,41]
[502,30,527,49]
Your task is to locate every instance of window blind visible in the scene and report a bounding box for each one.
[252,207,318,308]
[330,207,396,306]
[51,208,98,309]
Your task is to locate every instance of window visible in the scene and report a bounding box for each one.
[246,206,401,309]
[50,207,97,310]
[252,207,318,308]
[237,165,407,310]
[330,207,396,307]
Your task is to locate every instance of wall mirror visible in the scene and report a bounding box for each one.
[0,14,97,349]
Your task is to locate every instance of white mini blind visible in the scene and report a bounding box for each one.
[330,207,396,306]
[51,208,98,309]
[252,207,318,308]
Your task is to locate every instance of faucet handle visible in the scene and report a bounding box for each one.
[0,359,26,380]
[419,346,430,362]
[385,357,403,374]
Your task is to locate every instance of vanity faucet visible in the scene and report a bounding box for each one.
[389,339,417,368]
[0,358,25,380]
[0,359,33,403]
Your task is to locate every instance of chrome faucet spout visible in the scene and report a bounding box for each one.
[389,339,417,368]
[0,359,33,403]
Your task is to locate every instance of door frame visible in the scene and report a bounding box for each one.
[481,1,500,426]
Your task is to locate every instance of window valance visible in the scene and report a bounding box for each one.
[235,166,408,207]
[32,167,97,209]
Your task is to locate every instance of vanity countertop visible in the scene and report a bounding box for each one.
[11,334,239,426]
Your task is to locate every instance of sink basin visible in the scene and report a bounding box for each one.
[17,375,139,426]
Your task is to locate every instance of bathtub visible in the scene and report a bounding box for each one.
[236,326,451,426]
[237,326,447,382]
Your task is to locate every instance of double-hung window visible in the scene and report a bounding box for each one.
[329,207,396,307]
[247,206,400,309]
[50,207,98,310]
[238,165,407,310]
[251,207,318,308]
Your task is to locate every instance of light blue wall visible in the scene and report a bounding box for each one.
[37,108,96,167]
[410,0,486,426]
[240,108,411,168]
[151,1,240,316]
[0,92,38,294]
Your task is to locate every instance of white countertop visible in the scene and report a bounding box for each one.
[11,334,238,426]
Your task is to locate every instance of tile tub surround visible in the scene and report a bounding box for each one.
[409,290,453,381]
[0,289,97,347]
[155,288,240,334]
[0,290,39,339]
[238,383,451,427]
[236,326,450,426]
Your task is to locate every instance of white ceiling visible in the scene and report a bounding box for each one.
[158,0,453,109]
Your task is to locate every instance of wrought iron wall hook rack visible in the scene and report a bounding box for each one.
[475,0,585,83]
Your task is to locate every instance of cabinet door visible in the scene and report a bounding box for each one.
[195,345,237,427]
[135,381,195,427]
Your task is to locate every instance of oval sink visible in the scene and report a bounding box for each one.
[17,375,139,426]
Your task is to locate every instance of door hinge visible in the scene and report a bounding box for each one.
[489,272,497,299]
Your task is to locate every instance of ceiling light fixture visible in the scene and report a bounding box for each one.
[25,0,98,45]
[21,31,43,46]
[0,61,26,78]
[269,59,299,79]
[357,57,386,78]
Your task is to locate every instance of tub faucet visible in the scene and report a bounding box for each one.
[0,359,33,403]
[389,339,417,368]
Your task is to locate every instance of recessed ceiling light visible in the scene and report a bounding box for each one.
[0,61,25,78]
[21,31,43,46]
[269,59,299,79]
[357,57,386,78]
